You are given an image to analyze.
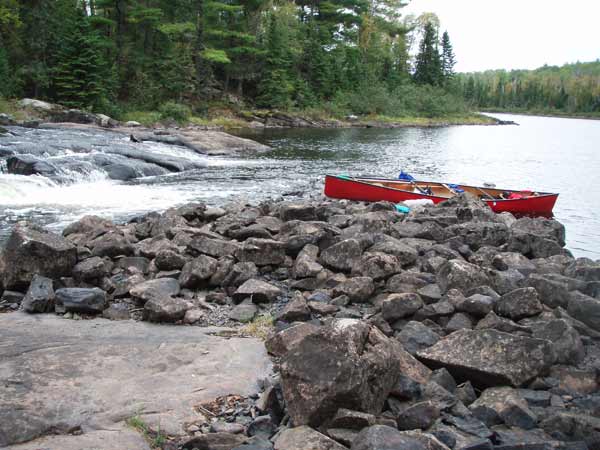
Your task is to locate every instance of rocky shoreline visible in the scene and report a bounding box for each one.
[1,193,599,449]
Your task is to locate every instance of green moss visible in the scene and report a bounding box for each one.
[121,111,162,127]
[126,414,168,449]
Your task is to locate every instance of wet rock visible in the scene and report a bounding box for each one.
[63,215,114,239]
[265,322,320,357]
[236,238,286,267]
[129,278,181,304]
[72,256,111,282]
[55,288,106,314]
[22,275,55,313]
[154,249,187,271]
[293,244,323,279]
[494,287,543,320]
[351,425,428,450]
[437,259,489,293]
[382,293,424,322]
[320,238,363,272]
[353,252,401,280]
[143,296,188,322]
[397,401,440,431]
[416,329,556,388]
[179,255,219,288]
[567,291,600,331]
[6,154,58,177]
[280,320,401,427]
[273,426,347,450]
[1,225,77,291]
[233,279,282,304]
[397,321,441,355]
[470,387,537,429]
[531,319,585,365]
[275,292,311,322]
[333,276,375,303]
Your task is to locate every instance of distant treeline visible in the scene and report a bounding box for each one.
[456,61,600,115]
[0,1,468,119]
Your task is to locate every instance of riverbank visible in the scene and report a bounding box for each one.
[481,108,600,121]
[1,193,599,449]
[0,98,508,132]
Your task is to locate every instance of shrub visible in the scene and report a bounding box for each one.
[158,101,191,122]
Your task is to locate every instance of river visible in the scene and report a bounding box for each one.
[0,113,598,258]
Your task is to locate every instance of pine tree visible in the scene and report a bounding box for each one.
[440,30,456,83]
[0,45,11,97]
[53,9,111,108]
[413,21,441,86]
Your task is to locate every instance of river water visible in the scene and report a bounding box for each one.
[0,113,599,258]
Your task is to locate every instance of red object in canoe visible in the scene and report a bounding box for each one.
[323,175,559,216]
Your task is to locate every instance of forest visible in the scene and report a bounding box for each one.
[457,61,600,117]
[0,0,468,121]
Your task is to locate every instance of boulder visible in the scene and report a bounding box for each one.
[436,259,489,293]
[6,155,58,177]
[453,293,496,318]
[63,215,114,238]
[236,238,286,266]
[469,387,537,429]
[265,322,320,357]
[526,273,571,309]
[129,278,181,304]
[233,279,282,304]
[273,426,346,450]
[279,202,318,221]
[182,433,247,450]
[72,256,111,281]
[351,425,427,450]
[532,319,585,365]
[447,222,509,250]
[564,258,600,282]
[229,302,258,323]
[382,293,424,322]
[320,239,363,272]
[90,232,134,258]
[1,225,77,291]
[293,244,323,279]
[179,255,218,288]
[280,320,401,427]
[330,409,376,430]
[220,261,258,288]
[21,275,55,313]
[416,329,556,387]
[507,217,566,258]
[275,292,311,322]
[154,250,187,271]
[492,252,536,275]
[353,252,401,280]
[397,321,441,355]
[369,237,418,267]
[55,288,106,314]
[567,291,600,331]
[494,287,543,320]
[144,297,189,322]
[188,236,240,258]
[333,277,375,304]
[396,401,440,431]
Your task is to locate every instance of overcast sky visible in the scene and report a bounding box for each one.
[402,0,600,73]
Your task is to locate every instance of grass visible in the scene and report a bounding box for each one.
[126,414,167,449]
[120,111,162,127]
[240,314,274,340]
[480,107,600,120]
[361,113,497,126]
[0,98,27,121]
[189,115,249,129]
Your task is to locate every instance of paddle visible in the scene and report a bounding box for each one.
[399,170,427,195]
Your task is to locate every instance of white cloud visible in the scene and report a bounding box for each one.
[402,0,600,72]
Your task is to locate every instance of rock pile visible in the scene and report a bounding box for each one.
[1,193,599,450]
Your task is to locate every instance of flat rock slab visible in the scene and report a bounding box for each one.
[0,312,271,448]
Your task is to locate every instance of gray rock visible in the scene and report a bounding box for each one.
[353,252,401,280]
[233,279,282,304]
[397,401,440,431]
[154,249,187,271]
[229,302,258,323]
[416,329,556,388]
[369,237,418,266]
[330,408,377,430]
[564,257,600,282]
[247,415,277,439]
[179,255,218,288]
[275,292,311,322]
[1,225,77,291]
[265,322,320,357]
[453,293,497,318]
[102,303,131,321]
[220,261,258,288]
[492,252,536,275]
[320,238,363,272]
[469,387,537,429]
[279,202,317,221]
[236,238,286,266]
[382,293,424,322]
[72,256,111,281]
[293,244,323,279]
[488,268,526,295]
[445,312,474,332]
[55,288,106,314]
[188,236,240,258]
[333,276,375,303]
[437,259,489,293]
[494,287,543,320]
[567,291,600,331]
[129,278,181,303]
[90,232,134,258]
[532,319,585,365]
[280,320,401,427]
[273,426,347,450]
[144,296,189,322]
[527,273,571,309]
[210,422,246,434]
[351,425,427,450]
[447,222,509,250]
[397,321,441,355]
[22,275,55,313]
[507,217,566,258]
[182,433,247,450]
[475,311,532,334]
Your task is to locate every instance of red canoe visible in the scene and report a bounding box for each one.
[324,175,559,216]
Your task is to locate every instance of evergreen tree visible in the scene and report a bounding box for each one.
[413,21,441,86]
[53,9,112,108]
[440,30,455,83]
[0,46,11,97]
